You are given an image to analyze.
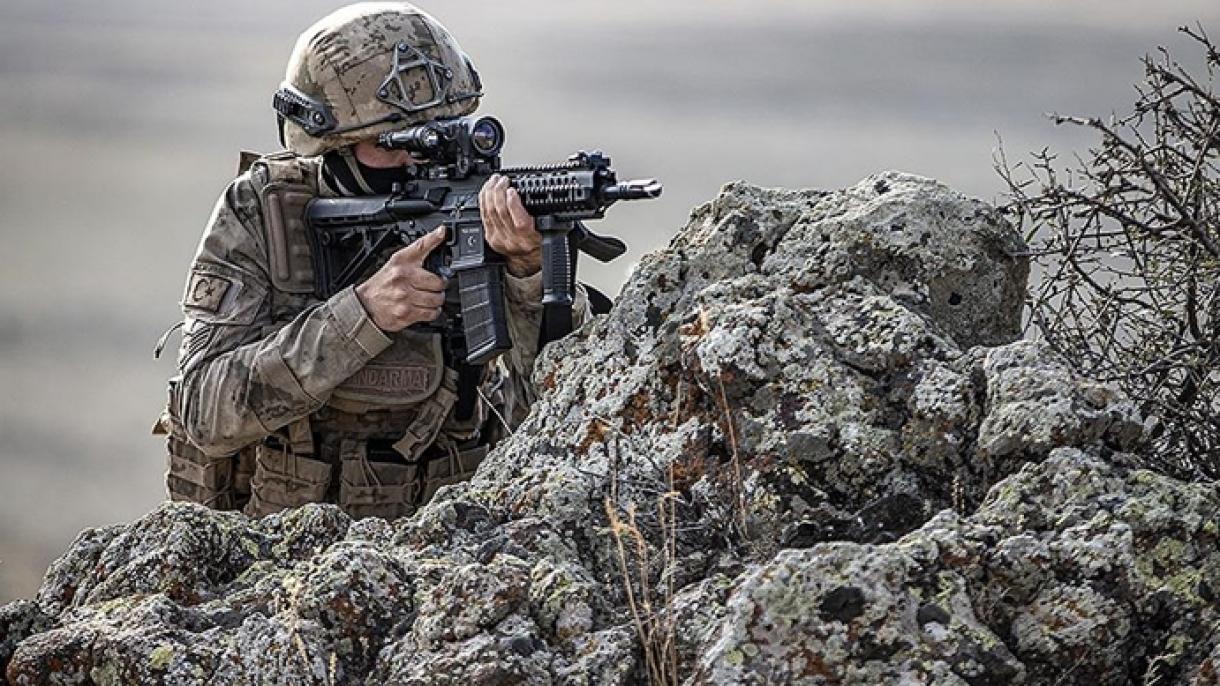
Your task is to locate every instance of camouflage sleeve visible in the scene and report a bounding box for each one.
[171,175,391,457]
[497,270,590,425]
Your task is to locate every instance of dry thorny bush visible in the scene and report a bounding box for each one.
[999,25,1220,480]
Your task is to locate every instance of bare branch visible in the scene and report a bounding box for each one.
[1000,28,1220,479]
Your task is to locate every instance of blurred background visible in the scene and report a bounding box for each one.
[1,0,1217,603]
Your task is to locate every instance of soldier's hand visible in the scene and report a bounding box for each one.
[481,174,542,277]
[355,227,448,332]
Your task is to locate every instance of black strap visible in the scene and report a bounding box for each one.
[539,303,573,351]
[585,285,614,315]
[321,149,414,196]
[439,324,483,423]
[454,363,482,421]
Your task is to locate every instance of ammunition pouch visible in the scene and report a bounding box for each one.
[339,439,417,520]
[234,446,256,502]
[419,442,489,504]
[165,436,234,510]
[157,377,250,511]
[162,430,254,512]
[245,443,333,518]
[244,417,328,517]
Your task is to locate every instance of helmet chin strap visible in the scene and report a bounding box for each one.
[337,147,379,195]
[325,147,416,196]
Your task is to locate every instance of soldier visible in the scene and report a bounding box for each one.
[154,2,590,519]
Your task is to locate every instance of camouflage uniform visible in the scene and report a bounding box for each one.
[155,3,589,519]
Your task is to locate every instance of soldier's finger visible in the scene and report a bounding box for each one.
[409,290,445,310]
[479,178,493,223]
[416,304,443,323]
[399,226,447,264]
[482,175,503,229]
[480,179,503,245]
[409,268,447,293]
[492,176,514,229]
[506,188,533,232]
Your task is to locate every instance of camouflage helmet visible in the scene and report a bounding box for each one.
[273,2,483,157]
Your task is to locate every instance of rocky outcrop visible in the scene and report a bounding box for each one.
[683,448,1220,684]
[5,172,1213,685]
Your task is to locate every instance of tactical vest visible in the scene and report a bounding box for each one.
[161,151,492,519]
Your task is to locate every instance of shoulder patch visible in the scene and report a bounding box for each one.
[185,272,233,313]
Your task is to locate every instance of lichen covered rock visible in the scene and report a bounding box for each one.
[6,173,1213,685]
[690,449,1220,684]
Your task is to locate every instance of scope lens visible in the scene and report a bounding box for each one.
[469,117,504,157]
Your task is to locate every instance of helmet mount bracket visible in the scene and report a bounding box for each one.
[377,42,454,114]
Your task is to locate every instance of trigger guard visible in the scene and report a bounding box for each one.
[423,249,450,279]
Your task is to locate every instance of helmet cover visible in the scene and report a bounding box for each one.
[275,2,482,157]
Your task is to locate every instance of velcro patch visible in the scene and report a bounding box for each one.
[185,273,233,313]
[342,364,436,395]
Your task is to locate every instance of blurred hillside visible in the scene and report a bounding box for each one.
[1,0,1217,603]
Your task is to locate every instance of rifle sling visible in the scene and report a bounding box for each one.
[454,362,481,422]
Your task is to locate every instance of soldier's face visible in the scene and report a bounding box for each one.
[353,139,420,169]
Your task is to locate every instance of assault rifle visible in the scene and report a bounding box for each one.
[305,115,660,368]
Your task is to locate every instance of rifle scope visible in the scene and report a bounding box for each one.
[377,115,504,161]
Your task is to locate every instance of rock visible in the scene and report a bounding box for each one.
[6,172,1208,685]
[977,340,1145,461]
[688,449,1220,684]
[0,601,51,680]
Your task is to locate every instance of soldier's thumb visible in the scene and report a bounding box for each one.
[402,227,447,264]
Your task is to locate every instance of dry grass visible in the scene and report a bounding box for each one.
[714,376,749,538]
[605,465,682,685]
[601,369,755,682]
